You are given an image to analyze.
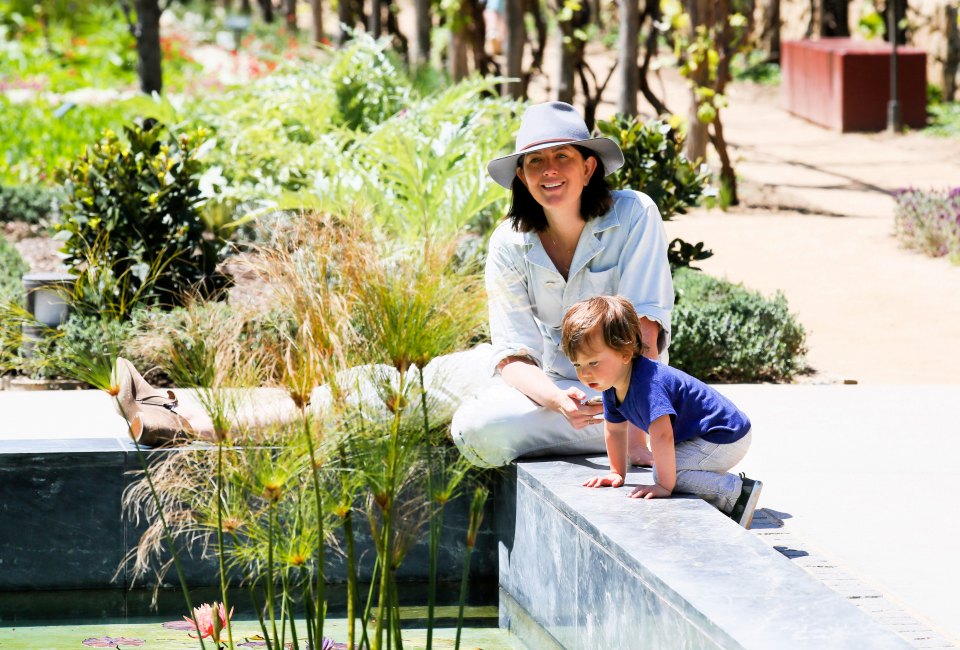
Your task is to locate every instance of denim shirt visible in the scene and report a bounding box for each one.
[486,190,674,380]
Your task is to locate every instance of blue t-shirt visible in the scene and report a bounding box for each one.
[603,357,751,444]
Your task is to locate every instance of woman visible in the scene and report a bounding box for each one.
[450,101,674,468]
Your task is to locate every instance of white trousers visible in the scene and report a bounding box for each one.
[176,345,501,435]
[450,375,607,468]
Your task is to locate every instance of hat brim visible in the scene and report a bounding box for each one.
[487,137,625,189]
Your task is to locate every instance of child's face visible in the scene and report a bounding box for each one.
[570,335,633,393]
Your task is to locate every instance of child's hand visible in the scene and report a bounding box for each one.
[582,473,624,488]
[628,484,672,499]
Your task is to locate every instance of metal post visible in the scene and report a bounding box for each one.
[887,0,901,132]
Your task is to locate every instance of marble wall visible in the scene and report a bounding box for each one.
[0,440,497,592]
[497,459,912,650]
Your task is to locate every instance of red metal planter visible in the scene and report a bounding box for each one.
[782,38,927,132]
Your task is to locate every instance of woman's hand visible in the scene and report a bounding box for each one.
[583,473,624,488]
[628,484,672,499]
[552,386,603,429]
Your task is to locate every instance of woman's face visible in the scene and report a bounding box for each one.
[517,145,598,216]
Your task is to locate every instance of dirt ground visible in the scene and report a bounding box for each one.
[646,77,960,384]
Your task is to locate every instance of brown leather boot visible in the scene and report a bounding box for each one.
[130,406,197,447]
[113,357,174,421]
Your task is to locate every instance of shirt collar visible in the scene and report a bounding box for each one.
[520,205,622,273]
[520,207,622,247]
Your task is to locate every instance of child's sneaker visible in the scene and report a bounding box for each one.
[729,473,763,529]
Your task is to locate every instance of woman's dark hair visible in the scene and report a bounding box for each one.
[506,145,613,233]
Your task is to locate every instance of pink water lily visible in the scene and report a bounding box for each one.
[185,601,234,644]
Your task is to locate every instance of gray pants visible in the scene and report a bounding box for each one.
[655,429,752,514]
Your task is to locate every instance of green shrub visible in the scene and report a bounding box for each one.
[42,312,136,381]
[6,312,136,381]
[926,101,960,138]
[326,33,412,131]
[0,184,62,225]
[598,114,711,220]
[56,120,230,319]
[0,234,28,303]
[670,267,807,382]
[597,114,714,270]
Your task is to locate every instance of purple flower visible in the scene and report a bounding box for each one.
[82,637,146,647]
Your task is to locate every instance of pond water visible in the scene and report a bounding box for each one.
[0,613,524,649]
[0,585,526,649]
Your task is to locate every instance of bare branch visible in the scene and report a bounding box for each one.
[638,1,671,115]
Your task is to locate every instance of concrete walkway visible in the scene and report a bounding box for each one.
[718,384,960,647]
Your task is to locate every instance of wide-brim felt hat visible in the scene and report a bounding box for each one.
[487,101,625,189]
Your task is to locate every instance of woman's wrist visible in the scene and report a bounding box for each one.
[547,388,567,413]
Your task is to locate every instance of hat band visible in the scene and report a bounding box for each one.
[519,137,580,152]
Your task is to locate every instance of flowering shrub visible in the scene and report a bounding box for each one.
[894,187,960,263]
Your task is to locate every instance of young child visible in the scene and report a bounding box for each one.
[560,295,763,528]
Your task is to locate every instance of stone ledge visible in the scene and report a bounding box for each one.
[497,458,912,649]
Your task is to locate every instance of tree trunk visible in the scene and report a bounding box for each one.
[286,0,298,33]
[555,12,576,103]
[338,0,352,44]
[820,0,849,37]
[134,0,163,95]
[413,0,431,65]
[467,0,490,75]
[712,0,739,205]
[618,0,639,115]
[523,0,548,97]
[310,0,324,44]
[448,8,469,81]
[369,0,382,37]
[760,0,780,62]
[383,0,409,58]
[945,4,959,102]
[684,0,710,162]
[709,118,738,206]
[240,0,251,14]
[259,0,274,23]
[503,0,526,98]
